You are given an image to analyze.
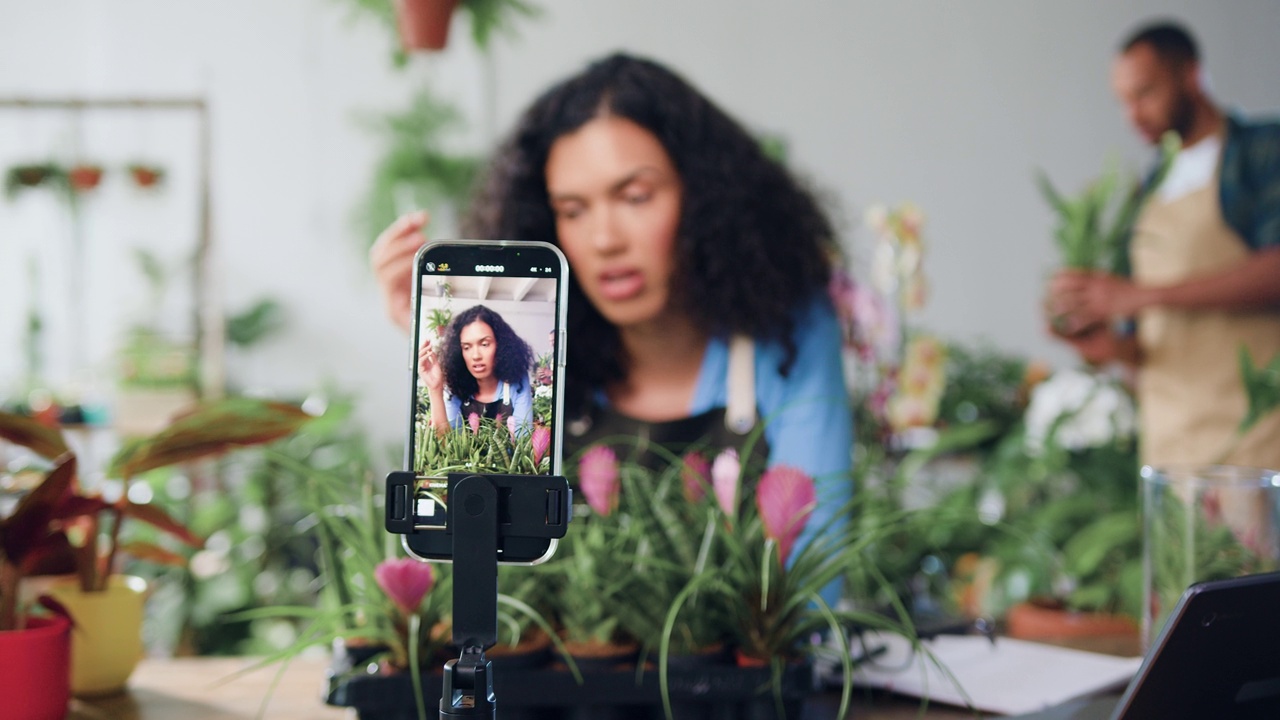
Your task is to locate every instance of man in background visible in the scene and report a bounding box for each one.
[1048,20,1280,469]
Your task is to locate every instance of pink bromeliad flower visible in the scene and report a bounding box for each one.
[506,415,517,439]
[532,425,551,467]
[468,413,481,435]
[578,445,620,517]
[756,465,816,566]
[711,449,740,520]
[375,558,435,616]
[681,451,711,504]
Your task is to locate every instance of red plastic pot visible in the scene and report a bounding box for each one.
[0,615,71,720]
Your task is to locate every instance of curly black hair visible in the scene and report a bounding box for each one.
[441,305,535,402]
[461,53,838,413]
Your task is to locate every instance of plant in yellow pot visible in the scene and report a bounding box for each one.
[0,399,312,696]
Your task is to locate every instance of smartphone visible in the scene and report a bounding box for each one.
[401,239,568,563]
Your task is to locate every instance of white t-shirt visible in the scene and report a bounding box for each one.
[1157,134,1222,203]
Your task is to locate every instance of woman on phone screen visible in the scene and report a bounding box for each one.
[419,304,535,434]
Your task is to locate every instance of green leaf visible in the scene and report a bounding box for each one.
[0,410,69,459]
[108,398,311,478]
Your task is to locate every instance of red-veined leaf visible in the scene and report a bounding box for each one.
[120,502,204,548]
[0,411,69,459]
[108,399,311,478]
[0,454,76,563]
[118,541,189,567]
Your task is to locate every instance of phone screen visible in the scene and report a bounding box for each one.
[404,240,568,562]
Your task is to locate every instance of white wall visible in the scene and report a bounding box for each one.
[1,1,1278,449]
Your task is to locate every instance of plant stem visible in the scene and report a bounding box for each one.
[101,503,126,592]
[0,562,21,631]
[409,613,427,720]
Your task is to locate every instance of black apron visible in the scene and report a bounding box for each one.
[563,336,768,476]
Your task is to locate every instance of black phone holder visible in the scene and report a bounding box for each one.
[385,471,572,718]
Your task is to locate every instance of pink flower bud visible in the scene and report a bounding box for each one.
[579,445,619,517]
[711,449,741,519]
[532,425,551,467]
[468,413,481,435]
[681,451,710,504]
[374,558,435,616]
[756,465,816,566]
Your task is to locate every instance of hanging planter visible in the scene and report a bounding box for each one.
[394,0,459,52]
[4,163,64,199]
[126,163,165,189]
[67,164,104,192]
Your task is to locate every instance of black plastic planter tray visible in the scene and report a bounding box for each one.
[325,656,814,720]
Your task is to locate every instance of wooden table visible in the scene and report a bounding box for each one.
[65,652,1078,719]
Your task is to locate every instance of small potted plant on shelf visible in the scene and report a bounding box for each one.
[126,162,165,189]
[365,0,541,54]
[4,162,65,199]
[0,399,311,696]
[67,163,104,193]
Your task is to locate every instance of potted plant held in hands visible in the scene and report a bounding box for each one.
[0,399,312,696]
[1038,132,1179,337]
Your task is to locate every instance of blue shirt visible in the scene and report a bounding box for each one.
[692,294,856,584]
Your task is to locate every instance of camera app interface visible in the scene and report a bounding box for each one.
[412,256,560,479]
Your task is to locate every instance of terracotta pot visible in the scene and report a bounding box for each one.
[734,647,771,668]
[67,165,103,191]
[1005,599,1138,641]
[487,629,553,671]
[48,575,148,697]
[0,615,71,720]
[128,166,164,188]
[395,0,459,52]
[558,638,639,672]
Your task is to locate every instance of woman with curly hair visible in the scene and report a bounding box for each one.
[376,53,852,553]
[419,304,535,434]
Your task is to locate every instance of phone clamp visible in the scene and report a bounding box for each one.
[385,471,571,718]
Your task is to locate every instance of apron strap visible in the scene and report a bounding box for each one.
[726,334,756,435]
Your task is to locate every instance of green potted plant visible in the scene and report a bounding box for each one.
[356,87,481,247]
[551,445,654,666]
[67,163,104,193]
[1037,132,1179,335]
[968,369,1143,639]
[126,162,165,189]
[4,162,65,199]
[340,0,540,56]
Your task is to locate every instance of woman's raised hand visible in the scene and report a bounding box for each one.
[418,337,445,393]
[371,211,429,332]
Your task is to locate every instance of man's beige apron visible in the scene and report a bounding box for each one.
[1131,171,1280,470]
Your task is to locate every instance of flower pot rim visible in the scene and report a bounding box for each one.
[1141,464,1280,488]
[1,614,71,637]
[49,574,148,595]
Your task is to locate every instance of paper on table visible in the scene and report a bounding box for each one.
[850,632,1143,716]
